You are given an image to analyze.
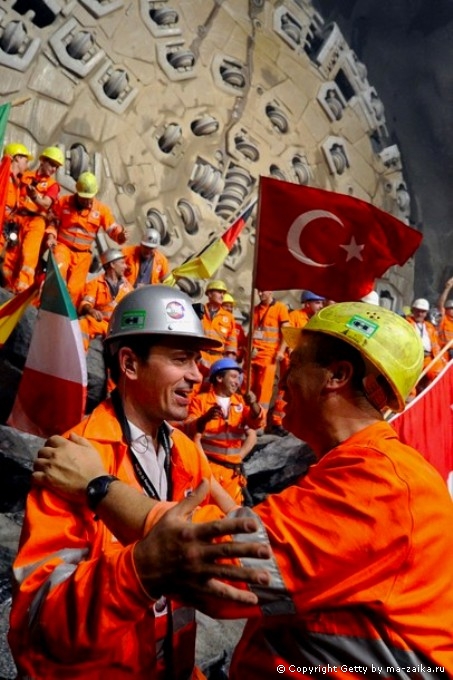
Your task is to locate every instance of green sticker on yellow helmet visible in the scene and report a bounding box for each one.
[345,315,379,337]
[120,310,146,330]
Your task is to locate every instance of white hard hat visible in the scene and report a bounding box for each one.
[100,248,125,267]
[412,298,430,311]
[360,290,379,305]
[141,227,161,248]
[105,285,222,352]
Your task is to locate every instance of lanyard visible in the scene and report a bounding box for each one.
[256,300,275,329]
[110,389,172,501]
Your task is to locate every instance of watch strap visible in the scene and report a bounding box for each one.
[86,475,119,511]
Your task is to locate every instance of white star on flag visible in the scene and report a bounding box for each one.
[340,235,365,262]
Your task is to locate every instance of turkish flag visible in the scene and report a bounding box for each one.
[255,176,423,301]
[391,360,453,495]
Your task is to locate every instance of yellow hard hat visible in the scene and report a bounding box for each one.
[76,171,98,198]
[283,301,423,413]
[3,142,33,160]
[223,293,235,305]
[40,146,65,166]
[206,279,228,293]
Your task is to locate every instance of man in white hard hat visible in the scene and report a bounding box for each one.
[406,297,446,391]
[78,247,133,351]
[30,302,453,677]
[123,226,169,288]
[9,285,270,680]
[46,171,127,307]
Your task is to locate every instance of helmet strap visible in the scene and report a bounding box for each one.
[362,374,388,412]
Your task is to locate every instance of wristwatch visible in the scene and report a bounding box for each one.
[86,475,119,511]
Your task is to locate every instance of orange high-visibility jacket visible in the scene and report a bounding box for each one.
[406,316,442,357]
[19,170,59,215]
[79,274,133,350]
[47,195,123,251]
[80,273,133,317]
[210,421,453,678]
[201,308,237,365]
[122,245,170,286]
[439,314,453,348]
[185,387,264,463]
[251,300,290,365]
[9,399,213,680]
[288,307,310,328]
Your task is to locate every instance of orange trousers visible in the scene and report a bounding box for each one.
[79,316,109,352]
[53,243,92,308]
[15,215,46,292]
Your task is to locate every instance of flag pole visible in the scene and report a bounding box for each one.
[244,177,263,392]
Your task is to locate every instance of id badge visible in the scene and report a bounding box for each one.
[253,329,264,339]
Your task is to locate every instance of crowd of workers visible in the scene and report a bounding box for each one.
[1,140,453,678]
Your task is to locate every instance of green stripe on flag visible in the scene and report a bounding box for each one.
[0,103,11,150]
[40,251,78,320]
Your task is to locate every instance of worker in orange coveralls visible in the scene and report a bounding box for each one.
[46,171,126,307]
[14,146,63,292]
[9,284,270,680]
[272,290,326,433]
[30,302,453,678]
[438,276,453,359]
[123,226,169,287]
[405,297,446,391]
[0,142,32,290]
[222,292,247,365]
[184,357,263,504]
[78,247,133,352]
[250,290,289,436]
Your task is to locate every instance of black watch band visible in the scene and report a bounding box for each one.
[86,475,119,511]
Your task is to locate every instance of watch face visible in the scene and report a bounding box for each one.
[86,475,118,510]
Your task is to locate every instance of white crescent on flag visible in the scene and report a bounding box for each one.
[286,210,342,267]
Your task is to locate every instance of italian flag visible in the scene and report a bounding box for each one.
[8,252,87,437]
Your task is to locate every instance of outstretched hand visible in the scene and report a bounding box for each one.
[134,480,271,607]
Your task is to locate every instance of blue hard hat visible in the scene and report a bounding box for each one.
[301,290,326,303]
[209,358,242,382]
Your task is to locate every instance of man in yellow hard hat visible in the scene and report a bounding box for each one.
[13,146,64,292]
[31,302,453,677]
[46,171,127,307]
[222,292,247,365]
[0,142,32,290]
[200,279,237,371]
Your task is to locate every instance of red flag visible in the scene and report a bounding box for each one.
[0,155,11,227]
[255,176,423,301]
[391,361,453,494]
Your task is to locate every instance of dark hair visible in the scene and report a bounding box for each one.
[104,336,154,385]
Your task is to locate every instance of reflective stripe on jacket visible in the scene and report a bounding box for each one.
[9,399,213,680]
[185,388,264,461]
[48,195,122,251]
[251,300,290,365]
[201,308,237,366]
[213,422,453,677]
